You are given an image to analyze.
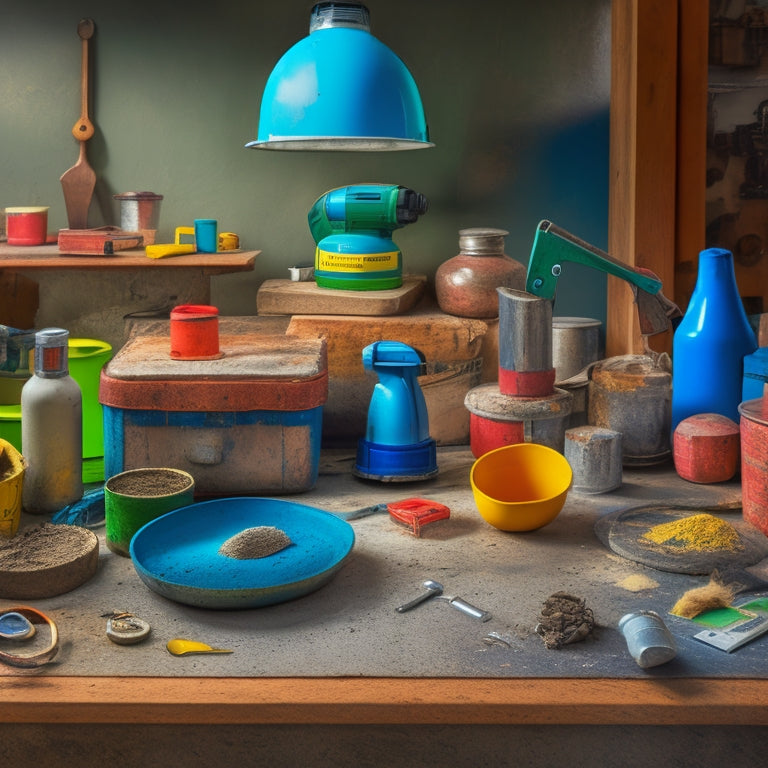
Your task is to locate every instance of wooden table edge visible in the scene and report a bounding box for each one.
[2,676,767,725]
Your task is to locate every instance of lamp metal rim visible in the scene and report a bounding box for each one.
[245,136,434,151]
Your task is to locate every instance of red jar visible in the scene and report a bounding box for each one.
[170,305,222,360]
[435,228,526,318]
[5,206,49,246]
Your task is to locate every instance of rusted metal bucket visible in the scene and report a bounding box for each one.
[588,354,672,466]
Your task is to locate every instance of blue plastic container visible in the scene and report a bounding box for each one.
[671,248,757,430]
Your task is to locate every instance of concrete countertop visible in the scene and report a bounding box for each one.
[3,446,765,680]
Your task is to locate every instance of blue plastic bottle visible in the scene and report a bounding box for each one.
[671,247,757,430]
[353,340,438,482]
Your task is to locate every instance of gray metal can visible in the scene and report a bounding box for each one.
[619,610,677,668]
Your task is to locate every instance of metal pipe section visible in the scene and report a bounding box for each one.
[497,287,554,397]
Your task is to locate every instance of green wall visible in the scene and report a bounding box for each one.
[1,0,610,323]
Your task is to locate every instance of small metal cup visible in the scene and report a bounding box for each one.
[114,191,163,245]
[619,610,677,668]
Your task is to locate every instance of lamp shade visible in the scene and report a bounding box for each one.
[246,3,432,151]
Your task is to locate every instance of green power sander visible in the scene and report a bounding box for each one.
[307,183,428,290]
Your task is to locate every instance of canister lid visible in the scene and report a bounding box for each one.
[99,334,328,412]
[739,396,768,426]
[591,353,671,386]
[34,328,69,377]
[113,191,163,201]
[4,206,49,214]
[552,317,602,330]
[458,227,508,255]
[464,382,572,421]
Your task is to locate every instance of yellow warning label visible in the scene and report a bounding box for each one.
[316,249,399,273]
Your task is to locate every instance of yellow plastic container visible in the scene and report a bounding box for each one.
[0,438,27,538]
[470,442,572,531]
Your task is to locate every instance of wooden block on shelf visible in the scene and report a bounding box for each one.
[57,227,143,256]
[256,276,426,316]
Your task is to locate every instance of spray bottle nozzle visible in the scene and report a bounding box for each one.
[363,339,425,370]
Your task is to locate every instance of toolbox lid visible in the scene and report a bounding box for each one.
[99,334,327,412]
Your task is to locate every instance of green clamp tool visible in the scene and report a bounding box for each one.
[525,220,680,336]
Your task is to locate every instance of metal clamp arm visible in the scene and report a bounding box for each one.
[525,220,662,300]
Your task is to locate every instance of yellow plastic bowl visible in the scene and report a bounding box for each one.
[0,437,27,539]
[470,442,572,531]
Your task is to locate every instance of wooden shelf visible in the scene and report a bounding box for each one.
[0,243,259,274]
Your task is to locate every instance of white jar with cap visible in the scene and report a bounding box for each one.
[21,328,83,513]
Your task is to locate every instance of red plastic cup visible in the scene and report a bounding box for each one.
[169,304,222,360]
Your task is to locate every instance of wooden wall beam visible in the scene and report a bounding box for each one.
[608,0,679,356]
[674,0,709,309]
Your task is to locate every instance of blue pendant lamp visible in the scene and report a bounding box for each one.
[246,2,433,151]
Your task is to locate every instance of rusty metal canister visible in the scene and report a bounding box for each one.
[464,383,572,457]
[738,397,768,536]
[588,354,672,466]
[673,412,740,484]
[564,425,622,494]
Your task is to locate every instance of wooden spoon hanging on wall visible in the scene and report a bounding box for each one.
[60,18,96,230]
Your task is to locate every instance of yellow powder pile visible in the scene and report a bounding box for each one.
[616,574,660,592]
[642,513,742,553]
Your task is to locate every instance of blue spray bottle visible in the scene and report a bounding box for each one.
[671,247,757,430]
[354,340,438,482]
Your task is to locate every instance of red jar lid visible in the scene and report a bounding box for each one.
[739,397,768,427]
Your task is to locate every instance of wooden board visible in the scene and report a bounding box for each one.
[608,0,680,357]
[0,243,258,274]
[57,227,143,255]
[256,276,426,316]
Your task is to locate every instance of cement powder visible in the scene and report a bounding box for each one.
[218,526,293,560]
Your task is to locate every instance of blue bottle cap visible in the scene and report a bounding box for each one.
[354,438,438,482]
